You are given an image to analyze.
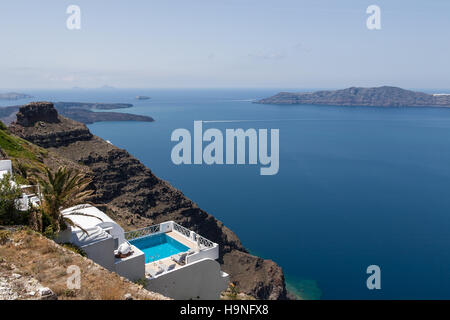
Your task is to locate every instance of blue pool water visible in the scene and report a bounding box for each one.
[130,233,189,263]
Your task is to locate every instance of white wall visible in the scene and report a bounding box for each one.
[186,246,219,264]
[146,258,229,300]
[81,238,115,271]
[0,160,12,173]
[114,246,145,281]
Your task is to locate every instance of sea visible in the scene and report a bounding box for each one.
[2,88,450,299]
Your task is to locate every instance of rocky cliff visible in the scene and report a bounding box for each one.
[256,86,450,107]
[9,102,93,148]
[8,102,288,300]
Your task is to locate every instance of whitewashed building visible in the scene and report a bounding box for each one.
[58,205,229,300]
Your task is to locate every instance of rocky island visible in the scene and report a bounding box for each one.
[0,92,33,100]
[136,96,151,100]
[256,86,450,107]
[0,101,154,125]
[5,102,288,300]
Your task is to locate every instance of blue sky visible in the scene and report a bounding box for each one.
[0,0,449,89]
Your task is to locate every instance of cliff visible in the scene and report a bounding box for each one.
[8,102,288,300]
[9,103,93,148]
[256,86,450,107]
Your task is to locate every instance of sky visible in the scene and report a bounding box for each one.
[0,0,449,90]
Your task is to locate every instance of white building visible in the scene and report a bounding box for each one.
[0,159,12,180]
[59,205,229,300]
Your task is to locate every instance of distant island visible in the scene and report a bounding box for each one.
[54,102,134,110]
[255,86,450,107]
[0,92,33,100]
[0,101,154,125]
[136,95,151,100]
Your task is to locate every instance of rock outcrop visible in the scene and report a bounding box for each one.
[9,103,93,148]
[256,86,450,107]
[9,102,288,300]
[15,102,59,126]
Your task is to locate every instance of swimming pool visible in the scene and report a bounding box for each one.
[130,233,189,263]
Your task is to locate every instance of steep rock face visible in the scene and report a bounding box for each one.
[9,103,93,148]
[9,103,288,300]
[15,102,59,126]
[256,86,450,107]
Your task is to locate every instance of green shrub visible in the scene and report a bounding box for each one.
[0,120,7,131]
[0,173,28,225]
[134,278,147,287]
[62,243,87,257]
[41,210,52,230]
[43,224,56,239]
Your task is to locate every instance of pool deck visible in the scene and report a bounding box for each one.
[144,231,199,278]
[145,256,181,277]
[166,231,197,250]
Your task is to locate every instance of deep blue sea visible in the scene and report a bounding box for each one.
[3,88,450,299]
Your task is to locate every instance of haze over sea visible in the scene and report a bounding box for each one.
[4,88,450,299]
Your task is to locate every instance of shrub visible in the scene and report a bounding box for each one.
[0,230,11,245]
[62,243,87,257]
[0,173,28,225]
[0,120,7,131]
[134,278,147,287]
[43,224,56,239]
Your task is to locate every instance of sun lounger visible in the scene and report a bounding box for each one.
[172,252,188,265]
[158,260,176,272]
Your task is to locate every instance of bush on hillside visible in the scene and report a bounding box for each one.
[0,173,29,225]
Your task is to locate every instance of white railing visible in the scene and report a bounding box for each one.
[193,233,215,248]
[172,222,191,238]
[124,224,161,240]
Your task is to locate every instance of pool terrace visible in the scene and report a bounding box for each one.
[124,221,220,279]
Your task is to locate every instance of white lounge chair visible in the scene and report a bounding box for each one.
[172,252,188,265]
[159,260,176,272]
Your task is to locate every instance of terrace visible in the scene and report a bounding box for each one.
[124,221,220,279]
[60,210,229,299]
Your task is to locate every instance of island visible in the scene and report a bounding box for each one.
[255,86,450,107]
[0,92,33,100]
[0,101,154,125]
[136,95,151,100]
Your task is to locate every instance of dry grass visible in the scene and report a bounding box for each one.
[0,229,169,300]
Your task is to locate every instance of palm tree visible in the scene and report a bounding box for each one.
[35,167,101,234]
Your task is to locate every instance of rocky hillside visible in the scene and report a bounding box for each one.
[256,86,450,107]
[7,102,288,300]
[0,228,168,300]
